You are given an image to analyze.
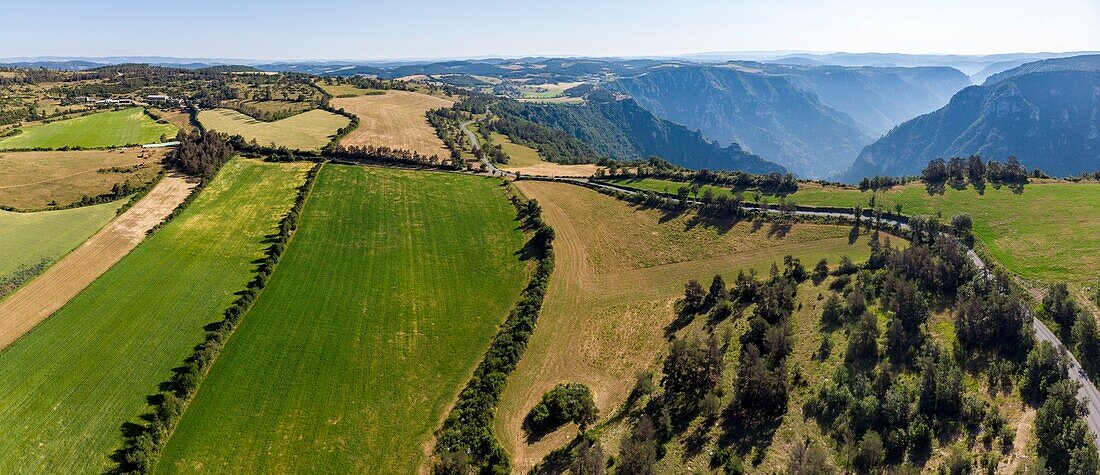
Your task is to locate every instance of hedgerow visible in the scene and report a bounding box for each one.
[433,192,556,474]
[109,162,323,474]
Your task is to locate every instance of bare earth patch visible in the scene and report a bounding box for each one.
[0,173,196,349]
[331,90,454,158]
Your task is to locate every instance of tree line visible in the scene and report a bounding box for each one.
[433,196,556,474]
[111,162,323,473]
[920,155,1033,193]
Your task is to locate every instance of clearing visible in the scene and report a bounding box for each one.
[487,130,601,177]
[0,108,178,150]
[0,159,309,472]
[497,181,879,470]
[0,200,123,280]
[0,148,167,210]
[197,108,349,150]
[0,174,195,348]
[316,81,381,97]
[155,166,528,473]
[331,90,453,158]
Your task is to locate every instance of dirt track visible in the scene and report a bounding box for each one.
[0,173,196,349]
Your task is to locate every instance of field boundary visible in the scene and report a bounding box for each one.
[110,162,322,473]
[0,174,196,350]
[432,190,556,473]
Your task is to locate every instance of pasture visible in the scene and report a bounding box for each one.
[0,148,166,210]
[331,90,453,158]
[0,200,123,279]
[155,166,528,473]
[0,108,178,150]
[607,177,1100,289]
[491,131,543,167]
[197,108,349,150]
[0,159,309,472]
[315,81,381,97]
[497,180,879,469]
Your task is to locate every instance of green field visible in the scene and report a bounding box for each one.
[0,108,177,150]
[491,131,544,167]
[197,108,349,150]
[156,166,529,473]
[607,177,1100,288]
[0,200,123,279]
[0,159,309,472]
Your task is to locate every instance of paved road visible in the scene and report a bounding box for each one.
[459,119,513,178]
[539,175,1100,446]
[964,249,1100,446]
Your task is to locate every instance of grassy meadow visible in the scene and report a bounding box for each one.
[0,108,177,150]
[498,180,884,469]
[155,166,528,473]
[0,200,124,279]
[491,131,544,168]
[607,177,1100,289]
[197,108,349,150]
[0,159,309,473]
[0,148,166,210]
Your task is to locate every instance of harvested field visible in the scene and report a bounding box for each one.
[0,148,166,210]
[0,108,177,150]
[497,181,878,470]
[0,173,195,349]
[0,159,309,472]
[331,90,453,158]
[156,166,528,474]
[506,162,602,178]
[0,200,123,279]
[197,108,349,150]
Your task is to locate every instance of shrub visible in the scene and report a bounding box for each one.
[524,383,598,433]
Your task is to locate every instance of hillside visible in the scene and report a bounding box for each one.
[608,66,873,178]
[845,69,1100,180]
[984,54,1100,84]
[500,97,786,174]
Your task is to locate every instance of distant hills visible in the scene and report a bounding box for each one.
[844,55,1100,181]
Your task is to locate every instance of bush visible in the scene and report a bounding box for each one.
[524,383,598,433]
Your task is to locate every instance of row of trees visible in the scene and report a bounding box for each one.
[921,155,1031,190]
[433,197,556,474]
[601,165,799,195]
[113,162,322,472]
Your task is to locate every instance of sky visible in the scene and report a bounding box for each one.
[1,0,1098,61]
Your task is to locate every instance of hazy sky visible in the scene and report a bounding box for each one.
[2,0,1098,60]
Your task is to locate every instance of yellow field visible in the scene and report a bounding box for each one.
[0,148,166,210]
[197,108,349,150]
[497,181,878,470]
[315,82,380,97]
[331,90,453,158]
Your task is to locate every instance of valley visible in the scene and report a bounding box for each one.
[0,14,1097,475]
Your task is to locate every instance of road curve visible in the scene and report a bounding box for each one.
[459,119,513,178]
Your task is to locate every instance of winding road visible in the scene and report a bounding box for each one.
[453,121,1100,445]
[523,174,1100,447]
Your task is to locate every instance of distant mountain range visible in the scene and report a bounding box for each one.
[502,95,785,174]
[844,55,1100,181]
[605,63,970,178]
